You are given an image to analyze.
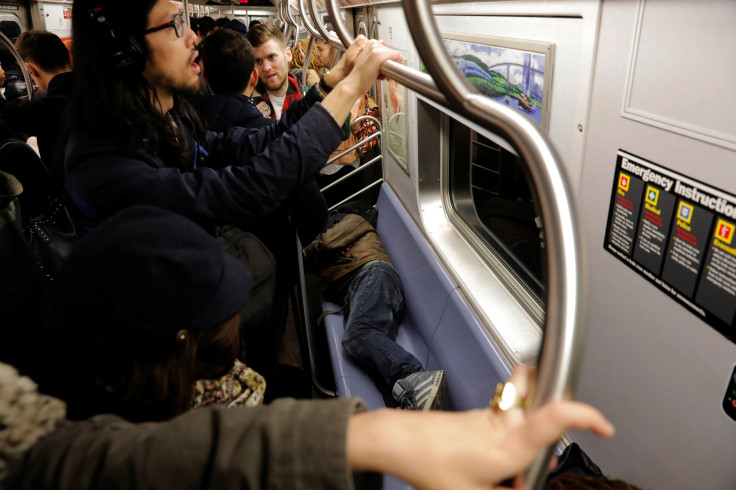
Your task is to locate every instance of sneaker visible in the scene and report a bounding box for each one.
[392,370,446,411]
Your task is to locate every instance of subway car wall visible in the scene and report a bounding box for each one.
[366,1,735,489]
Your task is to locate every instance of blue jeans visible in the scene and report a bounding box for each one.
[337,261,423,390]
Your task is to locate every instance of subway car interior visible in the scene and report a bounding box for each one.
[0,0,735,488]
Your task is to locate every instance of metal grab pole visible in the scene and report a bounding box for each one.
[405,2,586,488]
[325,0,447,105]
[325,1,587,489]
[301,35,317,87]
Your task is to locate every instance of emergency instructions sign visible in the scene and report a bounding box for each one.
[605,150,736,343]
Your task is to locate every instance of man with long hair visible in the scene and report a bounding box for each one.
[65,0,397,232]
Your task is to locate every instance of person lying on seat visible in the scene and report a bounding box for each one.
[305,212,446,411]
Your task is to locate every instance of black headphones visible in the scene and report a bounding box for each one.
[84,0,145,74]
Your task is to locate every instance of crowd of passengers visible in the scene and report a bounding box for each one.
[0,0,624,488]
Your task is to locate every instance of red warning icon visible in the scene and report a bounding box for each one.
[618,173,630,192]
[715,219,735,245]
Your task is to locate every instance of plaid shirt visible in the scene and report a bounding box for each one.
[252,73,304,119]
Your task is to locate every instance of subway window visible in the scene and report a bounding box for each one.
[449,118,545,299]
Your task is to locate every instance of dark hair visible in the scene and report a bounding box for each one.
[224,19,248,37]
[248,19,261,30]
[246,22,286,48]
[198,16,215,36]
[15,30,70,72]
[69,0,200,166]
[215,17,230,29]
[41,314,240,422]
[189,16,200,34]
[201,29,254,94]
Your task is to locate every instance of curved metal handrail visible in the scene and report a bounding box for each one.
[278,0,286,24]
[297,0,322,38]
[325,0,446,103]
[284,0,299,28]
[324,1,586,488]
[0,32,33,103]
[308,0,343,49]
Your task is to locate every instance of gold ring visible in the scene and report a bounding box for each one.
[490,381,526,412]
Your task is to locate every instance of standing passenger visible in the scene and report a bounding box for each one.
[0,30,74,185]
[64,0,398,231]
[190,28,272,132]
[246,23,302,119]
[64,0,400,401]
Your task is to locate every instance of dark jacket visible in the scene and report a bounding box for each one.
[65,85,339,231]
[189,93,273,133]
[5,397,382,490]
[304,214,392,290]
[190,91,327,249]
[0,71,75,187]
[1,65,28,101]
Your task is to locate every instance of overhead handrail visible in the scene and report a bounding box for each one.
[324,0,445,104]
[0,32,33,103]
[308,0,343,49]
[284,0,298,28]
[325,1,586,489]
[278,0,286,25]
[297,0,322,39]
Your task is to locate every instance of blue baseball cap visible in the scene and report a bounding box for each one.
[46,206,251,340]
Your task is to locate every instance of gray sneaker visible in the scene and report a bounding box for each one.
[392,370,446,411]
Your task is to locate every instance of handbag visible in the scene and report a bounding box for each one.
[0,139,78,280]
[25,198,78,280]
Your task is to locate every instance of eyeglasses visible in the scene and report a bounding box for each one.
[144,10,185,38]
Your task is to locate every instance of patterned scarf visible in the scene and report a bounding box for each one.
[191,359,266,409]
[253,73,304,120]
[352,94,381,155]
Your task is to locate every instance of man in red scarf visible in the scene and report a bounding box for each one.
[246,23,303,119]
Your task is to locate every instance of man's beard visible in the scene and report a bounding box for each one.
[264,73,288,93]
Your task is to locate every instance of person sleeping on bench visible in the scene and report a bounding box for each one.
[304,212,446,411]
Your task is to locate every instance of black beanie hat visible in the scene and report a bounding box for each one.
[46,206,251,340]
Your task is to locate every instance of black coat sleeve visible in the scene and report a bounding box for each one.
[66,102,341,228]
